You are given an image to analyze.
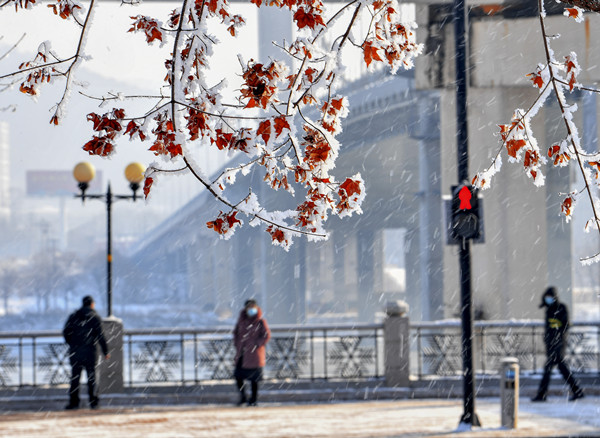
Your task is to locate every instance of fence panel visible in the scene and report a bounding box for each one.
[0,321,597,388]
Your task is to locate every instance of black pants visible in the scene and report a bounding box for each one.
[236,378,258,403]
[69,356,98,407]
[537,349,581,396]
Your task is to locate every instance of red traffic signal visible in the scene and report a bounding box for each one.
[451,184,481,240]
[458,185,472,210]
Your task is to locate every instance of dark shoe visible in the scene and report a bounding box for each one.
[569,391,584,402]
[531,394,547,402]
[90,402,99,410]
[247,401,258,407]
[64,404,79,410]
[237,395,247,406]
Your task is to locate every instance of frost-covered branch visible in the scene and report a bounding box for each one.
[3,0,420,249]
[474,0,600,263]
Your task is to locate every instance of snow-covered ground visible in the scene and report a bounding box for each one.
[0,397,599,438]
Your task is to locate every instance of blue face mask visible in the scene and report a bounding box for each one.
[247,307,258,317]
[544,296,555,306]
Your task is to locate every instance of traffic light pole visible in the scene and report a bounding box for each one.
[454,0,480,427]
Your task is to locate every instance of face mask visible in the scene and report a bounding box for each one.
[247,307,258,317]
[544,296,555,306]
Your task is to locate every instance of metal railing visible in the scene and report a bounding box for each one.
[124,324,383,386]
[411,320,600,378]
[0,320,598,388]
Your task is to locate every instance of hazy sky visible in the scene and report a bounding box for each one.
[0,1,259,213]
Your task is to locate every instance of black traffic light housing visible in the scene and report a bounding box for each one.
[451,184,481,240]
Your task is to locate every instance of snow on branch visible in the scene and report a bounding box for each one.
[474,0,600,264]
[3,0,421,248]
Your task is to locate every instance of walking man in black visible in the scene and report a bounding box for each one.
[63,296,110,409]
[532,286,584,402]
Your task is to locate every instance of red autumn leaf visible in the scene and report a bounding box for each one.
[267,225,286,244]
[125,120,147,141]
[562,196,573,217]
[129,16,163,44]
[257,119,271,144]
[527,71,544,89]
[568,74,576,91]
[213,129,234,150]
[304,67,317,83]
[306,143,330,163]
[207,217,225,234]
[363,41,383,67]
[530,170,537,180]
[82,136,114,157]
[19,83,36,95]
[273,116,290,137]
[565,57,577,74]
[565,7,580,18]
[523,150,539,168]
[143,177,153,199]
[589,161,600,179]
[185,108,208,141]
[331,97,344,111]
[339,178,361,198]
[293,7,324,29]
[226,211,241,228]
[166,142,183,157]
[506,138,526,158]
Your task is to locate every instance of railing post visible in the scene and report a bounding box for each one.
[99,317,124,394]
[383,300,410,387]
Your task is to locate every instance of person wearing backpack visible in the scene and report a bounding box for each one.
[63,295,110,409]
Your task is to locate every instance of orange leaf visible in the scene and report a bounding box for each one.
[143,177,153,199]
[273,116,290,137]
[565,7,580,18]
[331,98,344,111]
[226,211,241,229]
[569,74,576,91]
[506,139,526,158]
[267,226,286,243]
[561,197,573,217]
[257,120,271,144]
[363,41,383,67]
[527,72,544,89]
[339,178,361,198]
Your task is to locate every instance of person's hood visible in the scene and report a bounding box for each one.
[239,306,263,321]
[539,286,558,308]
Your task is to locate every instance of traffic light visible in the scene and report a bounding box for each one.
[451,184,481,240]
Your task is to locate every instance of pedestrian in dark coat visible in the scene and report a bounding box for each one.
[63,296,110,409]
[233,299,271,406]
[532,287,584,402]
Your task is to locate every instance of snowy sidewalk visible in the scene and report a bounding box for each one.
[1,397,599,438]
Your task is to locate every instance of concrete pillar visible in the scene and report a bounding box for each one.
[99,317,124,394]
[383,300,410,387]
[357,229,376,322]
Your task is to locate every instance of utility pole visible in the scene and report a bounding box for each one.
[454,0,481,427]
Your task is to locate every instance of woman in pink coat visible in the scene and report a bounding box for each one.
[233,299,271,406]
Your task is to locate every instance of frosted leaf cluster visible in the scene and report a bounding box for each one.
[475,0,600,263]
[5,0,422,248]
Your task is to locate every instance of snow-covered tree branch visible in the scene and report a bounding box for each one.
[0,0,421,249]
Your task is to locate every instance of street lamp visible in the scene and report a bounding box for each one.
[73,161,145,317]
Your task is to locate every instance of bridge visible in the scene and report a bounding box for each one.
[89,0,600,325]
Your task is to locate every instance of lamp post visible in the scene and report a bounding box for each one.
[73,161,145,317]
